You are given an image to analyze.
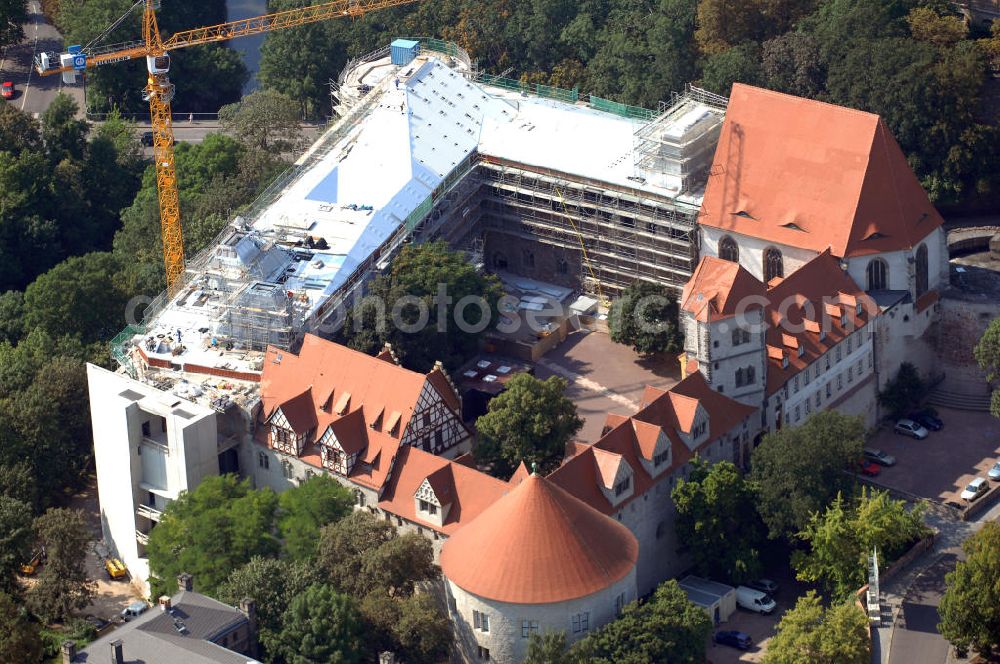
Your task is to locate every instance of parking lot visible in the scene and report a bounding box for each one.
[704,565,809,664]
[864,407,1000,506]
[535,330,679,441]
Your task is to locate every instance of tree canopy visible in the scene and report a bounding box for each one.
[938,521,1000,656]
[0,496,33,595]
[146,475,281,598]
[877,361,926,419]
[272,584,364,664]
[277,474,354,560]
[792,489,927,599]
[0,591,42,663]
[974,317,1000,419]
[338,241,504,372]
[25,508,96,623]
[749,411,865,540]
[220,89,304,153]
[672,459,763,584]
[474,373,583,477]
[608,280,684,356]
[763,591,870,664]
[574,580,712,663]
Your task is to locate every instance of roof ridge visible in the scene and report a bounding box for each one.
[731,83,882,122]
[536,476,619,582]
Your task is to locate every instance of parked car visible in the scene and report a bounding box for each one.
[894,419,928,439]
[735,586,776,615]
[858,460,881,477]
[1,82,13,99]
[908,409,943,431]
[988,461,1000,482]
[864,448,897,467]
[747,578,779,596]
[960,477,989,502]
[714,630,753,650]
[121,600,148,621]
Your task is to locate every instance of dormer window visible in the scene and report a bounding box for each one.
[418,499,437,515]
[653,450,669,467]
[613,476,631,497]
[782,355,789,369]
[856,302,863,315]
[692,421,707,438]
[797,345,805,358]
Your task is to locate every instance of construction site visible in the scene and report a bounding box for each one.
[110,38,729,405]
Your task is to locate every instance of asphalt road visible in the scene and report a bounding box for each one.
[889,553,958,664]
[0,1,85,118]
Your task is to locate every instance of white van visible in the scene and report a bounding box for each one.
[735,586,776,615]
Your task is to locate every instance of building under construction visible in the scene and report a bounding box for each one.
[112,38,728,387]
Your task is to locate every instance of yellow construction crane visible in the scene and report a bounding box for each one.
[36,0,419,293]
[554,187,609,308]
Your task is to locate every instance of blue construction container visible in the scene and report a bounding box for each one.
[390,39,420,66]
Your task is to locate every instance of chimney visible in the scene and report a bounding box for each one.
[177,572,193,591]
[158,595,171,611]
[61,640,76,664]
[110,639,124,664]
[240,598,259,658]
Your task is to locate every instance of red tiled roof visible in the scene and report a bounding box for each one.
[915,289,939,313]
[378,445,509,536]
[549,372,755,515]
[260,334,465,491]
[440,474,638,604]
[272,388,317,434]
[763,251,876,394]
[508,461,530,486]
[681,256,767,322]
[698,84,944,258]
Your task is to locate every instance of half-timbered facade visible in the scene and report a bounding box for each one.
[258,334,472,497]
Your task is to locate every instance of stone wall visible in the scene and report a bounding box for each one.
[935,297,996,397]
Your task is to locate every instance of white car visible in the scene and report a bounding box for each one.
[735,586,776,615]
[988,461,1000,482]
[894,419,928,440]
[960,477,989,502]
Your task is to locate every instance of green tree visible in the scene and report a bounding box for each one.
[525,631,575,664]
[907,6,966,46]
[793,489,927,599]
[0,496,33,594]
[40,94,87,163]
[877,361,926,419]
[672,459,763,583]
[0,591,42,663]
[761,32,825,98]
[749,410,865,540]
[338,241,504,372]
[23,253,129,344]
[278,475,353,560]
[146,475,280,598]
[316,511,436,600]
[939,522,1000,656]
[699,42,764,96]
[474,373,583,477]
[219,89,303,153]
[216,556,319,660]
[25,508,95,623]
[695,0,767,54]
[975,318,1000,419]
[361,592,452,663]
[0,104,42,156]
[574,580,711,663]
[0,461,37,509]
[0,292,24,346]
[273,584,363,664]
[763,591,870,664]
[0,0,26,48]
[608,280,684,356]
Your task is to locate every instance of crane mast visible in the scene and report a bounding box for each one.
[36,0,421,293]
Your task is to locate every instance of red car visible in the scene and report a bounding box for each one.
[858,460,881,477]
[1,82,13,100]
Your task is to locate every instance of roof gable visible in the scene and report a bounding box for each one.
[698,84,943,258]
[681,256,767,322]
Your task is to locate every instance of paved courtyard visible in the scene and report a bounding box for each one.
[535,330,680,442]
[865,407,1000,506]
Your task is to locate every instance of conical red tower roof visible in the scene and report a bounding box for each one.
[440,474,638,604]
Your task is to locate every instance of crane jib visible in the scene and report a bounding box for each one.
[95,54,136,67]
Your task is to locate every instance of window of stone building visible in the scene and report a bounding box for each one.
[418,499,437,515]
[764,247,784,282]
[477,646,490,660]
[793,375,799,393]
[836,346,842,363]
[257,452,269,470]
[719,236,739,263]
[837,373,843,390]
[614,476,631,497]
[815,392,821,408]
[557,258,568,274]
[521,620,539,638]
[794,405,801,422]
[867,258,888,291]
[571,612,590,633]
[474,610,490,633]
[916,244,929,296]
[615,593,626,616]
[732,327,750,345]
[492,252,508,270]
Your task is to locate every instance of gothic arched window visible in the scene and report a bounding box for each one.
[866,258,888,291]
[915,244,929,296]
[719,236,739,263]
[764,247,784,283]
